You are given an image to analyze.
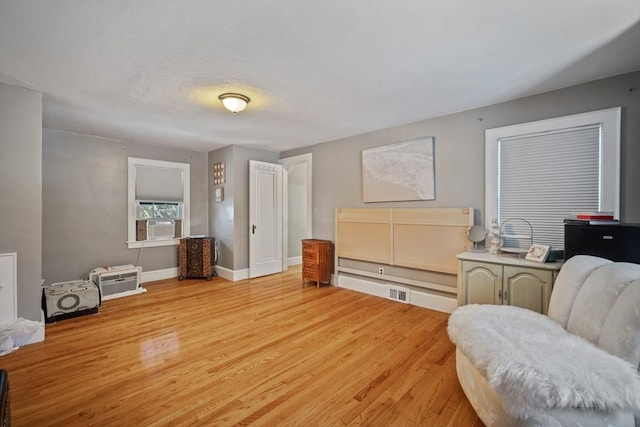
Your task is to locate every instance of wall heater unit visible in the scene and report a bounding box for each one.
[89,265,145,300]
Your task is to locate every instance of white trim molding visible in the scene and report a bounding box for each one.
[141,267,179,283]
[288,256,302,266]
[127,157,190,249]
[337,273,457,314]
[280,153,313,239]
[485,107,621,230]
[140,266,251,284]
[215,265,249,282]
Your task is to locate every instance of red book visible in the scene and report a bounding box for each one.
[575,213,614,220]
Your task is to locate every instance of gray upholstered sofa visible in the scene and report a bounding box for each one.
[448,255,640,426]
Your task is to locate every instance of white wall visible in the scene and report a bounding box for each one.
[208,145,278,271]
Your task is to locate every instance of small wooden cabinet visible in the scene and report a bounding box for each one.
[302,239,333,287]
[179,237,215,281]
[457,252,562,314]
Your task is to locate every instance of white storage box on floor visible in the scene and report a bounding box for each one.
[42,280,101,323]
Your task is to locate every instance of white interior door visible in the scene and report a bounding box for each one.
[249,160,283,278]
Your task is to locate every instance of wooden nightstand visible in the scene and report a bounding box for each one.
[302,239,333,287]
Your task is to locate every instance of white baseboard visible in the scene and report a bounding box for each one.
[410,289,458,313]
[288,256,302,266]
[338,274,388,299]
[337,273,457,314]
[141,266,251,283]
[141,267,178,283]
[215,265,249,281]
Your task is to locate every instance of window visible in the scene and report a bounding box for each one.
[127,158,190,248]
[485,107,620,250]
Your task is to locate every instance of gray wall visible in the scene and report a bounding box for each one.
[282,71,640,242]
[232,146,279,270]
[3,70,638,313]
[208,145,234,270]
[0,83,43,321]
[208,145,278,271]
[42,129,209,284]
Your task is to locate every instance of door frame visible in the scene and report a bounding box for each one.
[280,153,313,265]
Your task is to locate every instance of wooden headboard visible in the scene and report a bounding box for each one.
[336,208,473,275]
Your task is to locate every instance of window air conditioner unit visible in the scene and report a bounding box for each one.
[89,265,145,300]
[147,219,175,240]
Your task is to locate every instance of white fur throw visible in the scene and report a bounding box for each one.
[448,304,640,419]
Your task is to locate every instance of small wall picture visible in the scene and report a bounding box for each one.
[212,161,225,185]
[526,244,551,263]
[215,187,224,202]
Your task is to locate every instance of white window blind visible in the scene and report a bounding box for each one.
[499,126,600,249]
[135,165,184,202]
[486,108,620,252]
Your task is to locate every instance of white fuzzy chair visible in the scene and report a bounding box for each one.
[448,255,640,427]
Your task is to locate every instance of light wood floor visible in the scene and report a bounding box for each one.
[2,266,483,426]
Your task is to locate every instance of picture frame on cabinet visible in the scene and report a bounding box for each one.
[526,244,551,263]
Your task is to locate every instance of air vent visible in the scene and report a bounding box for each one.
[388,286,410,303]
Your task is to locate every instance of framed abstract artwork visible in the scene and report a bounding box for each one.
[362,137,435,202]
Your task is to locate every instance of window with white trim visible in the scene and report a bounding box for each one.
[485,107,620,250]
[127,158,190,248]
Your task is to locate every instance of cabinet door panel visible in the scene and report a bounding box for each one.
[461,261,502,305]
[504,266,553,314]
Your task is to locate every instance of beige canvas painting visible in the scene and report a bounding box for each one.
[362,137,435,202]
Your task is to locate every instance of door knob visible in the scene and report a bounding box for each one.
[252,224,257,234]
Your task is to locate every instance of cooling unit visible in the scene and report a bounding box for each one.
[147,219,175,240]
[89,264,145,300]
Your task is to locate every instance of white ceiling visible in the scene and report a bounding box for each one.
[1,1,639,153]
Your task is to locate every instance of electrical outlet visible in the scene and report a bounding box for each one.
[378,267,384,275]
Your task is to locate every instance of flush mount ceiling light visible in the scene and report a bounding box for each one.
[218,93,250,113]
